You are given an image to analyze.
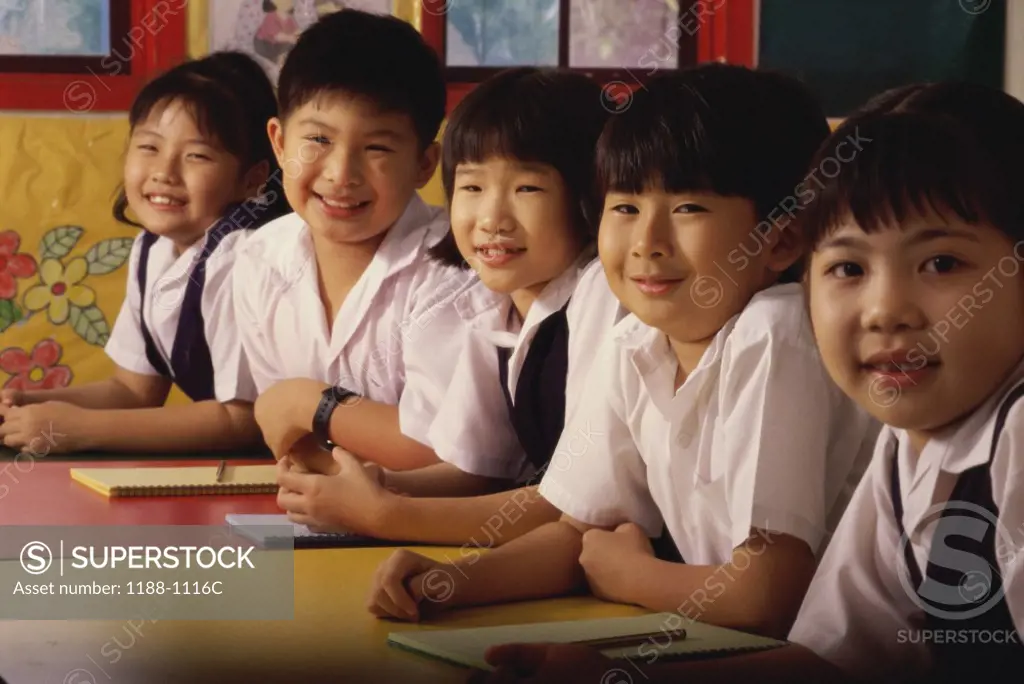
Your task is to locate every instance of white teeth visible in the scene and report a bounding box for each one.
[321,197,363,209]
[479,248,519,256]
[148,195,184,206]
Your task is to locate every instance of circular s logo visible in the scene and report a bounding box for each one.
[20,541,53,575]
[897,501,1015,621]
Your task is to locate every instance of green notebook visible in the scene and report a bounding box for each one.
[387,613,786,671]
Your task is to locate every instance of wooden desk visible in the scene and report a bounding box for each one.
[0,460,280,526]
[0,547,647,683]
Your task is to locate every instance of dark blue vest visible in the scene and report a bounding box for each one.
[136,207,256,402]
[890,382,1024,683]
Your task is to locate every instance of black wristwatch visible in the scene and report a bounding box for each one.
[312,386,359,450]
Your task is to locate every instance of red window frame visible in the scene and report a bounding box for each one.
[420,0,756,115]
[0,0,187,113]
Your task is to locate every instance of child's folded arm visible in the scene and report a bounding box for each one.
[381,461,507,497]
[16,366,170,410]
[376,485,560,546]
[435,513,598,610]
[68,399,261,452]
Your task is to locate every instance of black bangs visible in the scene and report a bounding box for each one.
[800,84,1024,251]
[595,65,830,224]
[595,86,719,197]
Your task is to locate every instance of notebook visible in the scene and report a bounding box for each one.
[387,613,786,671]
[225,514,402,549]
[70,464,278,497]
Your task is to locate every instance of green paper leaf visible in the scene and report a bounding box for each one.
[39,225,84,260]
[0,299,20,333]
[86,237,133,275]
[69,304,110,346]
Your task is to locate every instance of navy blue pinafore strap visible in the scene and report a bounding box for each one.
[495,301,684,563]
[890,382,1024,682]
[136,207,255,402]
[496,303,570,474]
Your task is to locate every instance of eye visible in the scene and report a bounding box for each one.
[136,144,158,152]
[674,203,708,214]
[458,184,481,193]
[922,255,962,274]
[305,135,330,145]
[186,152,212,161]
[517,185,543,193]
[825,262,864,279]
[610,204,638,215]
[366,145,394,153]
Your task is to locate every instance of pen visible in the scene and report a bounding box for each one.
[569,629,683,650]
[215,460,226,483]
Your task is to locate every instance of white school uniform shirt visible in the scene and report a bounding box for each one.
[105,230,255,403]
[538,282,880,563]
[425,254,626,480]
[788,363,1024,682]
[232,195,478,445]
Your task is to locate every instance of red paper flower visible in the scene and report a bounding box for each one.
[0,339,72,391]
[0,231,38,300]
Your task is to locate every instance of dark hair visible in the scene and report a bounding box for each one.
[277,9,445,150]
[798,81,1024,255]
[262,0,277,11]
[113,51,288,227]
[595,63,829,282]
[429,67,609,268]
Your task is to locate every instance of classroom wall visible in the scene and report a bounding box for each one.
[0,2,445,399]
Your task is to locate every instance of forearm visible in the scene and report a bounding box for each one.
[73,401,262,452]
[442,520,587,609]
[383,462,507,497]
[625,534,816,639]
[21,378,157,410]
[282,379,438,470]
[377,486,560,545]
[639,644,849,684]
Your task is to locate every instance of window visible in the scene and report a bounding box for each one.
[427,0,699,85]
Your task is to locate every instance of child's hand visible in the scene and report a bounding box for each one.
[366,549,457,622]
[253,379,322,460]
[286,434,341,475]
[0,388,23,408]
[0,402,81,454]
[275,447,395,535]
[475,643,619,684]
[579,523,656,605]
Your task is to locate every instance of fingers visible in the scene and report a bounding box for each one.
[614,522,644,535]
[276,465,313,493]
[277,489,307,515]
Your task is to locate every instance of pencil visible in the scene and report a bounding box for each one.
[215,460,226,483]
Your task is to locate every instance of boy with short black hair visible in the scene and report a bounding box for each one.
[235,9,476,476]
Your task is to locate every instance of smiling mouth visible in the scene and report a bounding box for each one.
[145,194,187,207]
[317,194,371,211]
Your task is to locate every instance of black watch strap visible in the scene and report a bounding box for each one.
[312,386,358,450]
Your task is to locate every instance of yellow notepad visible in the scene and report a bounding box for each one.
[388,613,786,671]
[70,465,279,498]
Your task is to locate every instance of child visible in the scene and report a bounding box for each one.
[273,68,625,543]
[476,82,1024,684]
[366,64,880,634]
[0,51,287,453]
[237,9,477,475]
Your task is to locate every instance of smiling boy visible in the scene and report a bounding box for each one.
[233,10,477,475]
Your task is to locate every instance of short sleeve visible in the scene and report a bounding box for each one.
[202,233,257,403]
[991,399,1024,635]
[788,436,930,679]
[230,239,278,395]
[537,333,662,535]
[426,330,527,478]
[397,262,478,447]
[105,234,160,376]
[716,331,837,553]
